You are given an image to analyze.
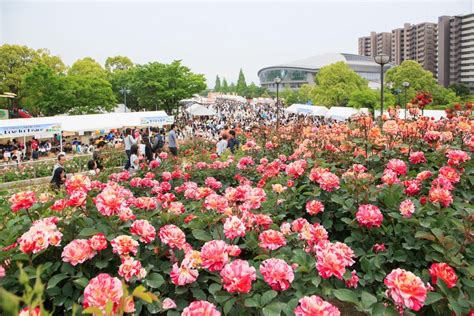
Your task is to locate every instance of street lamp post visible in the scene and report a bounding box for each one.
[274,77,282,130]
[119,87,131,112]
[402,82,410,119]
[374,54,391,123]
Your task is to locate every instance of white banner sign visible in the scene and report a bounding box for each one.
[140,116,174,126]
[0,123,61,138]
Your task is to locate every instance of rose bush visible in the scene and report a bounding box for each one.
[0,111,473,315]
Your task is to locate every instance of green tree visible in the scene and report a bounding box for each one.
[221,78,229,93]
[22,64,73,116]
[313,62,368,107]
[214,75,221,92]
[66,75,116,114]
[448,83,471,99]
[236,68,247,95]
[69,57,107,79]
[37,49,66,74]
[105,56,134,73]
[129,60,206,113]
[0,44,39,107]
[228,83,236,93]
[348,88,378,111]
[245,82,267,98]
[385,60,436,100]
[432,85,460,107]
[108,68,139,110]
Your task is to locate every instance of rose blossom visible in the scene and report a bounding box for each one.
[223,216,246,239]
[162,298,177,310]
[159,225,186,249]
[429,262,458,288]
[89,233,108,251]
[182,301,220,316]
[83,273,123,313]
[259,258,294,291]
[384,268,427,311]
[356,204,383,228]
[220,259,256,293]
[258,230,286,250]
[130,219,156,243]
[399,199,415,218]
[118,257,147,282]
[305,200,324,216]
[9,191,36,212]
[111,235,139,257]
[294,295,340,316]
[61,239,97,266]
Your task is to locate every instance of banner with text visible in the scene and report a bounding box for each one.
[140,116,174,126]
[0,123,61,138]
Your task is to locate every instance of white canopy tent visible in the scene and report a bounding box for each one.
[186,104,217,116]
[374,109,446,121]
[325,107,369,121]
[0,111,174,150]
[285,104,329,116]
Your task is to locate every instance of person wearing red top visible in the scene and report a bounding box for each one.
[31,137,39,160]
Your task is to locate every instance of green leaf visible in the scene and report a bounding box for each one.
[214,290,231,303]
[262,302,283,316]
[371,303,386,315]
[192,229,212,241]
[425,292,443,305]
[146,273,165,288]
[361,291,377,309]
[261,290,278,306]
[209,283,222,295]
[224,297,237,314]
[47,273,69,289]
[73,277,89,289]
[333,289,359,305]
[79,227,100,237]
[244,297,259,308]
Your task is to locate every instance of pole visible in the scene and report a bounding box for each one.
[404,87,407,119]
[124,92,127,113]
[60,130,63,153]
[380,64,384,123]
[276,83,280,130]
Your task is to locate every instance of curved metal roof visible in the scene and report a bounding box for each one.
[258,53,383,75]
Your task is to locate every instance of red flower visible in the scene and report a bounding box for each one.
[429,262,458,288]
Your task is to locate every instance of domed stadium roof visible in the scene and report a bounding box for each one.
[258,53,383,74]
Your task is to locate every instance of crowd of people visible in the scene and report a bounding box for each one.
[0,97,345,190]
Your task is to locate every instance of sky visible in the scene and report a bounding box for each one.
[1,0,473,86]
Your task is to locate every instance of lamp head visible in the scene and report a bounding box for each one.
[374,54,390,65]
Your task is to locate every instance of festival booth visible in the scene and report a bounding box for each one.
[325,107,369,121]
[0,111,174,151]
[186,104,217,116]
[0,117,63,152]
[285,104,329,116]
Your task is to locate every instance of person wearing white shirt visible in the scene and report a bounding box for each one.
[216,134,228,157]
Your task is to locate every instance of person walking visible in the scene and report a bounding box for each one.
[123,128,137,170]
[168,124,178,157]
[227,130,239,154]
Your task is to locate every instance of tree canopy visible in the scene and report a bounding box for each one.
[0,44,207,116]
[128,60,206,113]
[313,62,368,107]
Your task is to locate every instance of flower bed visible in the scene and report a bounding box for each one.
[0,150,126,183]
[0,113,472,316]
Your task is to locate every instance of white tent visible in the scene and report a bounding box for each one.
[186,104,217,116]
[422,110,446,121]
[325,107,369,121]
[0,111,174,136]
[374,109,446,121]
[285,104,329,116]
